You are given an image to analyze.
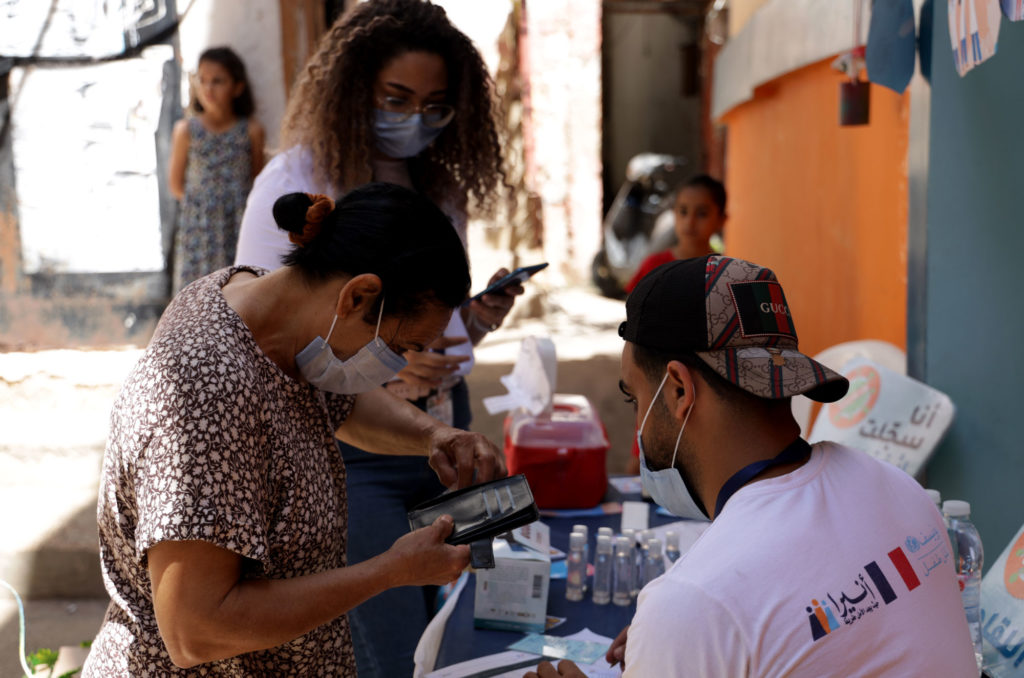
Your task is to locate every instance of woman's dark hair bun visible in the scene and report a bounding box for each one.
[273,193,314,234]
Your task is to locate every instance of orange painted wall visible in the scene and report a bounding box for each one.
[720,57,909,359]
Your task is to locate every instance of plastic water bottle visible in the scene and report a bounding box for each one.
[566,531,586,602]
[592,535,613,605]
[944,500,984,675]
[642,538,666,587]
[634,532,651,594]
[613,536,633,606]
[665,530,681,563]
[621,529,637,596]
[572,524,589,591]
[597,526,614,541]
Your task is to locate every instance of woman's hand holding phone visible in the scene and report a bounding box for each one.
[467,267,524,334]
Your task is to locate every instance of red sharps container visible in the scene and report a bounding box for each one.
[503,394,610,509]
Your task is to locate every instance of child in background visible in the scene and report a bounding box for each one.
[624,174,727,294]
[169,47,264,293]
[625,174,727,475]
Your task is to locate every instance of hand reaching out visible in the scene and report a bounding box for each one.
[523,659,588,678]
[391,335,470,397]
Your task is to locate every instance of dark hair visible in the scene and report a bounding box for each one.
[274,183,469,319]
[192,47,255,118]
[280,0,505,214]
[681,174,727,215]
[632,343,766,408]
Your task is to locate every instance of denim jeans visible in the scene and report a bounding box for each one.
[342,379,471,678]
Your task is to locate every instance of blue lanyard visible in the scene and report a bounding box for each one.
[714,438,812,518]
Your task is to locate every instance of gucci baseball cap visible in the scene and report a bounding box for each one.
[619,255,849,403]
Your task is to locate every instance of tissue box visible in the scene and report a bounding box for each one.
[474,521,550,633]
[503,394,609,509]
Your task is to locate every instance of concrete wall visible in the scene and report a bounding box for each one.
[921,5,1024,564]
[524,0,603,286]
[729,0,772,35]
[602,7,702,202]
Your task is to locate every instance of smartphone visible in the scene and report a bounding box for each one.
[464,263,548,306]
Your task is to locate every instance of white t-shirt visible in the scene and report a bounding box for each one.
[624,442,977,677]
[235,146,474,376]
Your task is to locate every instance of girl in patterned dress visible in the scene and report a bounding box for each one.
[169,47,265,293]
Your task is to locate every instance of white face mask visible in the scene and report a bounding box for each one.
[373,110,448,159]
[637,372,710,521]
[295,299,407,394]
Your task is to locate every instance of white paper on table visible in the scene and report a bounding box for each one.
[620,501,649,532]
[424,650,544,678]
[413,571,470,677]
[423,630,622,678]
[562,629,623,678]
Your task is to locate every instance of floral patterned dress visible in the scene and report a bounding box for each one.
[173,117,252,293]
[83,266,358,677]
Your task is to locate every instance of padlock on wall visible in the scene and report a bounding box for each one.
[839,79,870,126]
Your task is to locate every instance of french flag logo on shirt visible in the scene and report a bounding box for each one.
[807,546,921,642]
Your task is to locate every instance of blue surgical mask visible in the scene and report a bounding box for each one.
[373,109,448,159]
[638,372,709,521]
[295,299,407,394]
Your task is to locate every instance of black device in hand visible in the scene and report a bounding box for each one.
[407,474,539,546]
[463,263,548,306]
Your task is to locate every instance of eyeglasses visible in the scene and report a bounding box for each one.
[376,96,455,128]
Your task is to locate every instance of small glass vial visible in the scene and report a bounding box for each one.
[633,530,654,597]
[665,530,681,563]
[566,531,586,602]
[621,529,637,597]
[642,538,666,588]
[572,524,590,591]
[613,536,633,606]
[592,535,614,605]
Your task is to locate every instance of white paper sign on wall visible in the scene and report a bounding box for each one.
[809,357,954,476]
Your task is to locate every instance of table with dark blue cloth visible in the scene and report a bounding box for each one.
[433,485,678,670]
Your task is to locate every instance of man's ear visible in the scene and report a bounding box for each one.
[335,274,383,319]
[664,360,696,420]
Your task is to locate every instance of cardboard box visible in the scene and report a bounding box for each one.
[474,521,550,633]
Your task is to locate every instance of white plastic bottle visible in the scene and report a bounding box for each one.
[665,530,681,563]
[943,499,984,675]
[632,529,653,597]
[566,531,586,602]
[572,525,589,592]
[613,536,633,606]
[642,538,666,588]
[572,524,590,563]
[592,535,614,605]
[621,529,637,597]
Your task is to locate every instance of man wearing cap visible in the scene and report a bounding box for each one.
[526,256,976,677]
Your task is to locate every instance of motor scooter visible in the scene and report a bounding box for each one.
[591,153,688,298]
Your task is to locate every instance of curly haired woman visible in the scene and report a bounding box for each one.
[234,2,520,675]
